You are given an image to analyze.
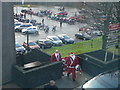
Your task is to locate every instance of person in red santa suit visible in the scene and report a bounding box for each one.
[66,52,79,81]
[50,50,62,63]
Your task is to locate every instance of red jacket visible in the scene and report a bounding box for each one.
[66,56,79,68]
[50,53,62,63]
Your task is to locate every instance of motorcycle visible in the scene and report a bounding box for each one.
[52,26,57,32]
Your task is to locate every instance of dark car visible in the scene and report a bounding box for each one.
[76,69,119,89]
[57,34,74,44]
[29,19,37,26]
[18,18,29,23]
[36,39,53,49]
[75,32,91,40]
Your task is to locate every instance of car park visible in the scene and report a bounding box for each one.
[15,23,33,32]
[36,39,53,49]
[22,26,39,34]
[23,41,40,50]
[75,32,91,40]
[76,69,119,89]
[57,34,74,44]
[46,36,62,46]
[16,44,26,55]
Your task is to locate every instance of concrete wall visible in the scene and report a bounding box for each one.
[2,2,16,84]
[0,1,2,86]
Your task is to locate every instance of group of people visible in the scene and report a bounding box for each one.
[50,50,82,81]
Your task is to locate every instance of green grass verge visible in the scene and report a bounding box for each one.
[43,37,103,57]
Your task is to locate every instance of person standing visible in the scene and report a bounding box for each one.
[59,19,63,28]
[42,18,44,24]
[50,50,62,63]
[66,52,79,81]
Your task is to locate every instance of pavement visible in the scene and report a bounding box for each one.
[2,71,92,89]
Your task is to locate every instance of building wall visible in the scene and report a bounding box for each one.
[2,2,16,84]
[0,1,2,86]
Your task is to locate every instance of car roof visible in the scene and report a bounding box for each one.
[21,23,32,25]
[47,36,58,38]
[27,26,37,28]
[24,41,35,43]
[82,69,119,88]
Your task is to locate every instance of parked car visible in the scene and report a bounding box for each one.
[18,18,29,23]
[36,39,53,49]
[15,23,33,32]
[67,19,76,25]
[46,36,62,46]
[21,9,27,13]
[75,32,91,40]
[76,69,119,89]
[29,19,37,26]
[92,30,103,36]
[57,34,74,44]
[55,11,68,16]
[23,41,40,50]
[37,12,44,17]
[22,26,39,34]
[14,22,23,27]
[16,44,26,55]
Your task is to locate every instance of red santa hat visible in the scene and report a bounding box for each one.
[70,52,74,55]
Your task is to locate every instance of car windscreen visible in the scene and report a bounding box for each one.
[52,37,59,41]
[63,35,70,39]
[83,33,90,37]
[44,41,52,44]
[21,24,32,27]
[15,23,21,26]
[25,25,32,27]
[29,42,36,46]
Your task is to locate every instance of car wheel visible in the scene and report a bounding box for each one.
[83,38,86,40]
[53,44,56,47]
[15,29,19,32]
[41,46,45,49]
[23,50,26,54]
[35,31,38,35]
[64,42,67,44]
[75,36,78,39]
[23,32,27,35]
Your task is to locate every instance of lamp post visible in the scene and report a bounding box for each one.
[26,31,29,51]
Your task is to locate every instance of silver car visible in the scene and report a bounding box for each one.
[15,23,33,32]
[46,36,63,46]
[22,26,39,34]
